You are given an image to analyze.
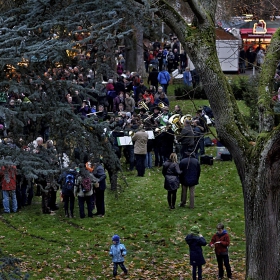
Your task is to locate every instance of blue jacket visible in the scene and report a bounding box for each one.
[157,70,170,85]
[109,242,127,263]
[185,234,207,266]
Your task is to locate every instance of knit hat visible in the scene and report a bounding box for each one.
[112,235,120,242]
[190,226,200,235]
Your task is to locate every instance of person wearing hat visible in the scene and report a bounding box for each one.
[159,106,171,127]
[109,234,128,277]
[185,226,207,280]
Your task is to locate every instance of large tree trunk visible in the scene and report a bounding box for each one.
[156,0,280,279]
[125,25,145,77]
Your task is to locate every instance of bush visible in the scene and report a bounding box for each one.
[228,76,252,100]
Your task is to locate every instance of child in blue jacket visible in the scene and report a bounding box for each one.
[109,234,128,277]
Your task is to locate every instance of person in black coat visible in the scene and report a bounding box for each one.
[162,153,182,209]
[147,68,159,92]
[179,152,200,208]
[92,158,107,217]
[185,226,207,280]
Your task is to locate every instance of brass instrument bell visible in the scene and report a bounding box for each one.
[157,102,165,109]
[180,114,192,125]
[168,114,182,135]
[138,101,149,112]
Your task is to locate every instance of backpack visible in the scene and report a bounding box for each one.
[81,177,91,192]
[64,172,75,191]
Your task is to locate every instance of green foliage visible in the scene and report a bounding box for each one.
[0,249,29,279]
[227,75,259,131]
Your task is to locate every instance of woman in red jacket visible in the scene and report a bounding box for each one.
[0,165,18,213]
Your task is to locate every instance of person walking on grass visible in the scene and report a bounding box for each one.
[109,234,128,277]
[162,153,182,209]
[185,225,207,280]
[209,223,232,280]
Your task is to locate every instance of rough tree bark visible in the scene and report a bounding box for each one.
[156,0,280,279]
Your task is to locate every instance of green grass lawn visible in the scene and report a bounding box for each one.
[0,91,248,279]
[0,154,246,279]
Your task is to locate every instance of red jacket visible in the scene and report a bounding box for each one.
[209,230,230,255]
[0,165,17,191]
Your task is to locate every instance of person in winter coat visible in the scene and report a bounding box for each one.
[185,226,207,280]
[162,153,182,209]
[157,69,170,95]
[109,234,128,277]
[124,92,135,113]
[92,158,107,217]
[179,152,200,208]
[183,67,193,87]
[209,223,232,280]
[0,165,18,213]
[74,168,98,218]
[147,68,159,91]
[132,128,148,177]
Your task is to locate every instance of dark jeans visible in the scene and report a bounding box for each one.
[154,146,163,167]
[161,84,168,95]
[195,138,205,158]
[167,189,177,208]
[124,145,134,170]
[216,254,232,279]
[95,188,105,215]
[113,262,127,277]
[63,193,75,217]
[135,154,146,176]
[192,265,202,280]
[78,195,94,218]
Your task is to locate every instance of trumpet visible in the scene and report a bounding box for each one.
[143,113,153,122]
[138,101,150,112]
[154,113,163,122]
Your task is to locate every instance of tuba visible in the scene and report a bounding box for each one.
[168,114,182,135]
[180,114,192,125]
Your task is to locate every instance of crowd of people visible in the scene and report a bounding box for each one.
[238,45,266,73]
[0,35,239,279]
